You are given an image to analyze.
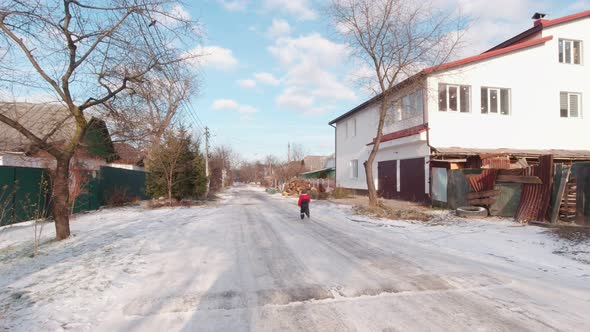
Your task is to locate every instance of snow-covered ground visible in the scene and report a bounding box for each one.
[1,185,589,331]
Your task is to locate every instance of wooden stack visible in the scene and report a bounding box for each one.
[282,178,312,196]
[559,178,577,222]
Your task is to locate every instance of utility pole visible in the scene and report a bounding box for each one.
[288,142,291,163]
[205,126,210,198]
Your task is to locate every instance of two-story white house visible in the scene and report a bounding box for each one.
[329,10,590,203]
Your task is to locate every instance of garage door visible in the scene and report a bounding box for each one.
[400,158,427,202]
[377,160,397,199]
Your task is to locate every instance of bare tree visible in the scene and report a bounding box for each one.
[210,145,237,189]
[0,0,197,239]
[105,64,197,148]
[289,143,306,162]
[329,0,463,207]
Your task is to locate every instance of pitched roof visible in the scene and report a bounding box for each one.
[329,9,590,127]
[328,36,550,125]
[0,102,75,151]
[487,9,590,52]
[113,142,144,165]
[534,9,590,28]
[303,155,329,171]
[422,36,553,74]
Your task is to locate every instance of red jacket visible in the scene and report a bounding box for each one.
[297,194,311,207]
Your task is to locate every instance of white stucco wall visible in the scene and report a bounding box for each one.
[334,81,430,191]
[427,17,590,151]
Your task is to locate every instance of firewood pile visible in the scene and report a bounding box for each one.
[282,178,312,196]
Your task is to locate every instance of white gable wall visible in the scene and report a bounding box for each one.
[427,18,590,150]
[334,79,430,191]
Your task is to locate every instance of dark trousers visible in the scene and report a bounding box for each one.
[300,201,310,219]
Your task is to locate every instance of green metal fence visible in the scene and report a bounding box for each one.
[0,166,50,226]
[96,166,148,206]
[0,165,147,226]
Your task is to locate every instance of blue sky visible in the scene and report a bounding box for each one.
[155,1,590,161]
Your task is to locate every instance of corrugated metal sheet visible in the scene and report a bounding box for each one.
[434,147,590,160]
[515,155,554,222]
[481,155,511,169]
[466,169,498,192]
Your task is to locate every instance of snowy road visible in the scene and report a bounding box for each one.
[1,185,590,331]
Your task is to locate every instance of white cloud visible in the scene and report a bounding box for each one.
[263,0,317,20]
[268,33,356,113]
[266,19,292,38]
[254,72,281,85]
[237,105,258,114]
[276,88,314,109]
[212,99,239,110]
[218,0,248,11]
[268,33,349,66]
[563,1,590,14]
[185,45,238,70]
[432,0,552,57]
[237,79,257,88]
[212,99,259,114]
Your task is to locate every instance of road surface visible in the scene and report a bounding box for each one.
[2,186,589,331]
[97,186,589,331]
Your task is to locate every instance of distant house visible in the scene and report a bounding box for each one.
[110,142,145,171]
[303,155,329,172]
[0,102,141,170]
[300,155,335,180]
[329,10,590,203]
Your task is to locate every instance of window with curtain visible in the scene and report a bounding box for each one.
[559,39,582,64]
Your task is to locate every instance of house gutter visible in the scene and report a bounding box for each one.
[329,123,337,187]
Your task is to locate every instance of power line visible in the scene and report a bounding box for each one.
[138,11,207,135]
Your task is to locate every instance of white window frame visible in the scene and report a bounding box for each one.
[350,159,359,179]
[344,121,349,138]
[559,39,582,65]
[350,118,356,137]
[438,84,471,113]
[560,92,582,118]
[481,87,511,115]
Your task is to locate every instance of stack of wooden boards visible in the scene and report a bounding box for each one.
[282,178,312,196]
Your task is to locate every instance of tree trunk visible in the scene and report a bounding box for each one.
[364,98,388,208]
[364,157,379,207]
[53,158,71,240]
[168,175,173,205]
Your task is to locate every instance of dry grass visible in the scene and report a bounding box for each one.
[352,204,433,222]
[334,196,433,222]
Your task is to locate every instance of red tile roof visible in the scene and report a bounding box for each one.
[367,124,428,145]
[423,36,553,74]
[488,9,590,52]
[540,9,590,28]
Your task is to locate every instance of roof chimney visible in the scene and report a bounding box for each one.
[532,12,548,27]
